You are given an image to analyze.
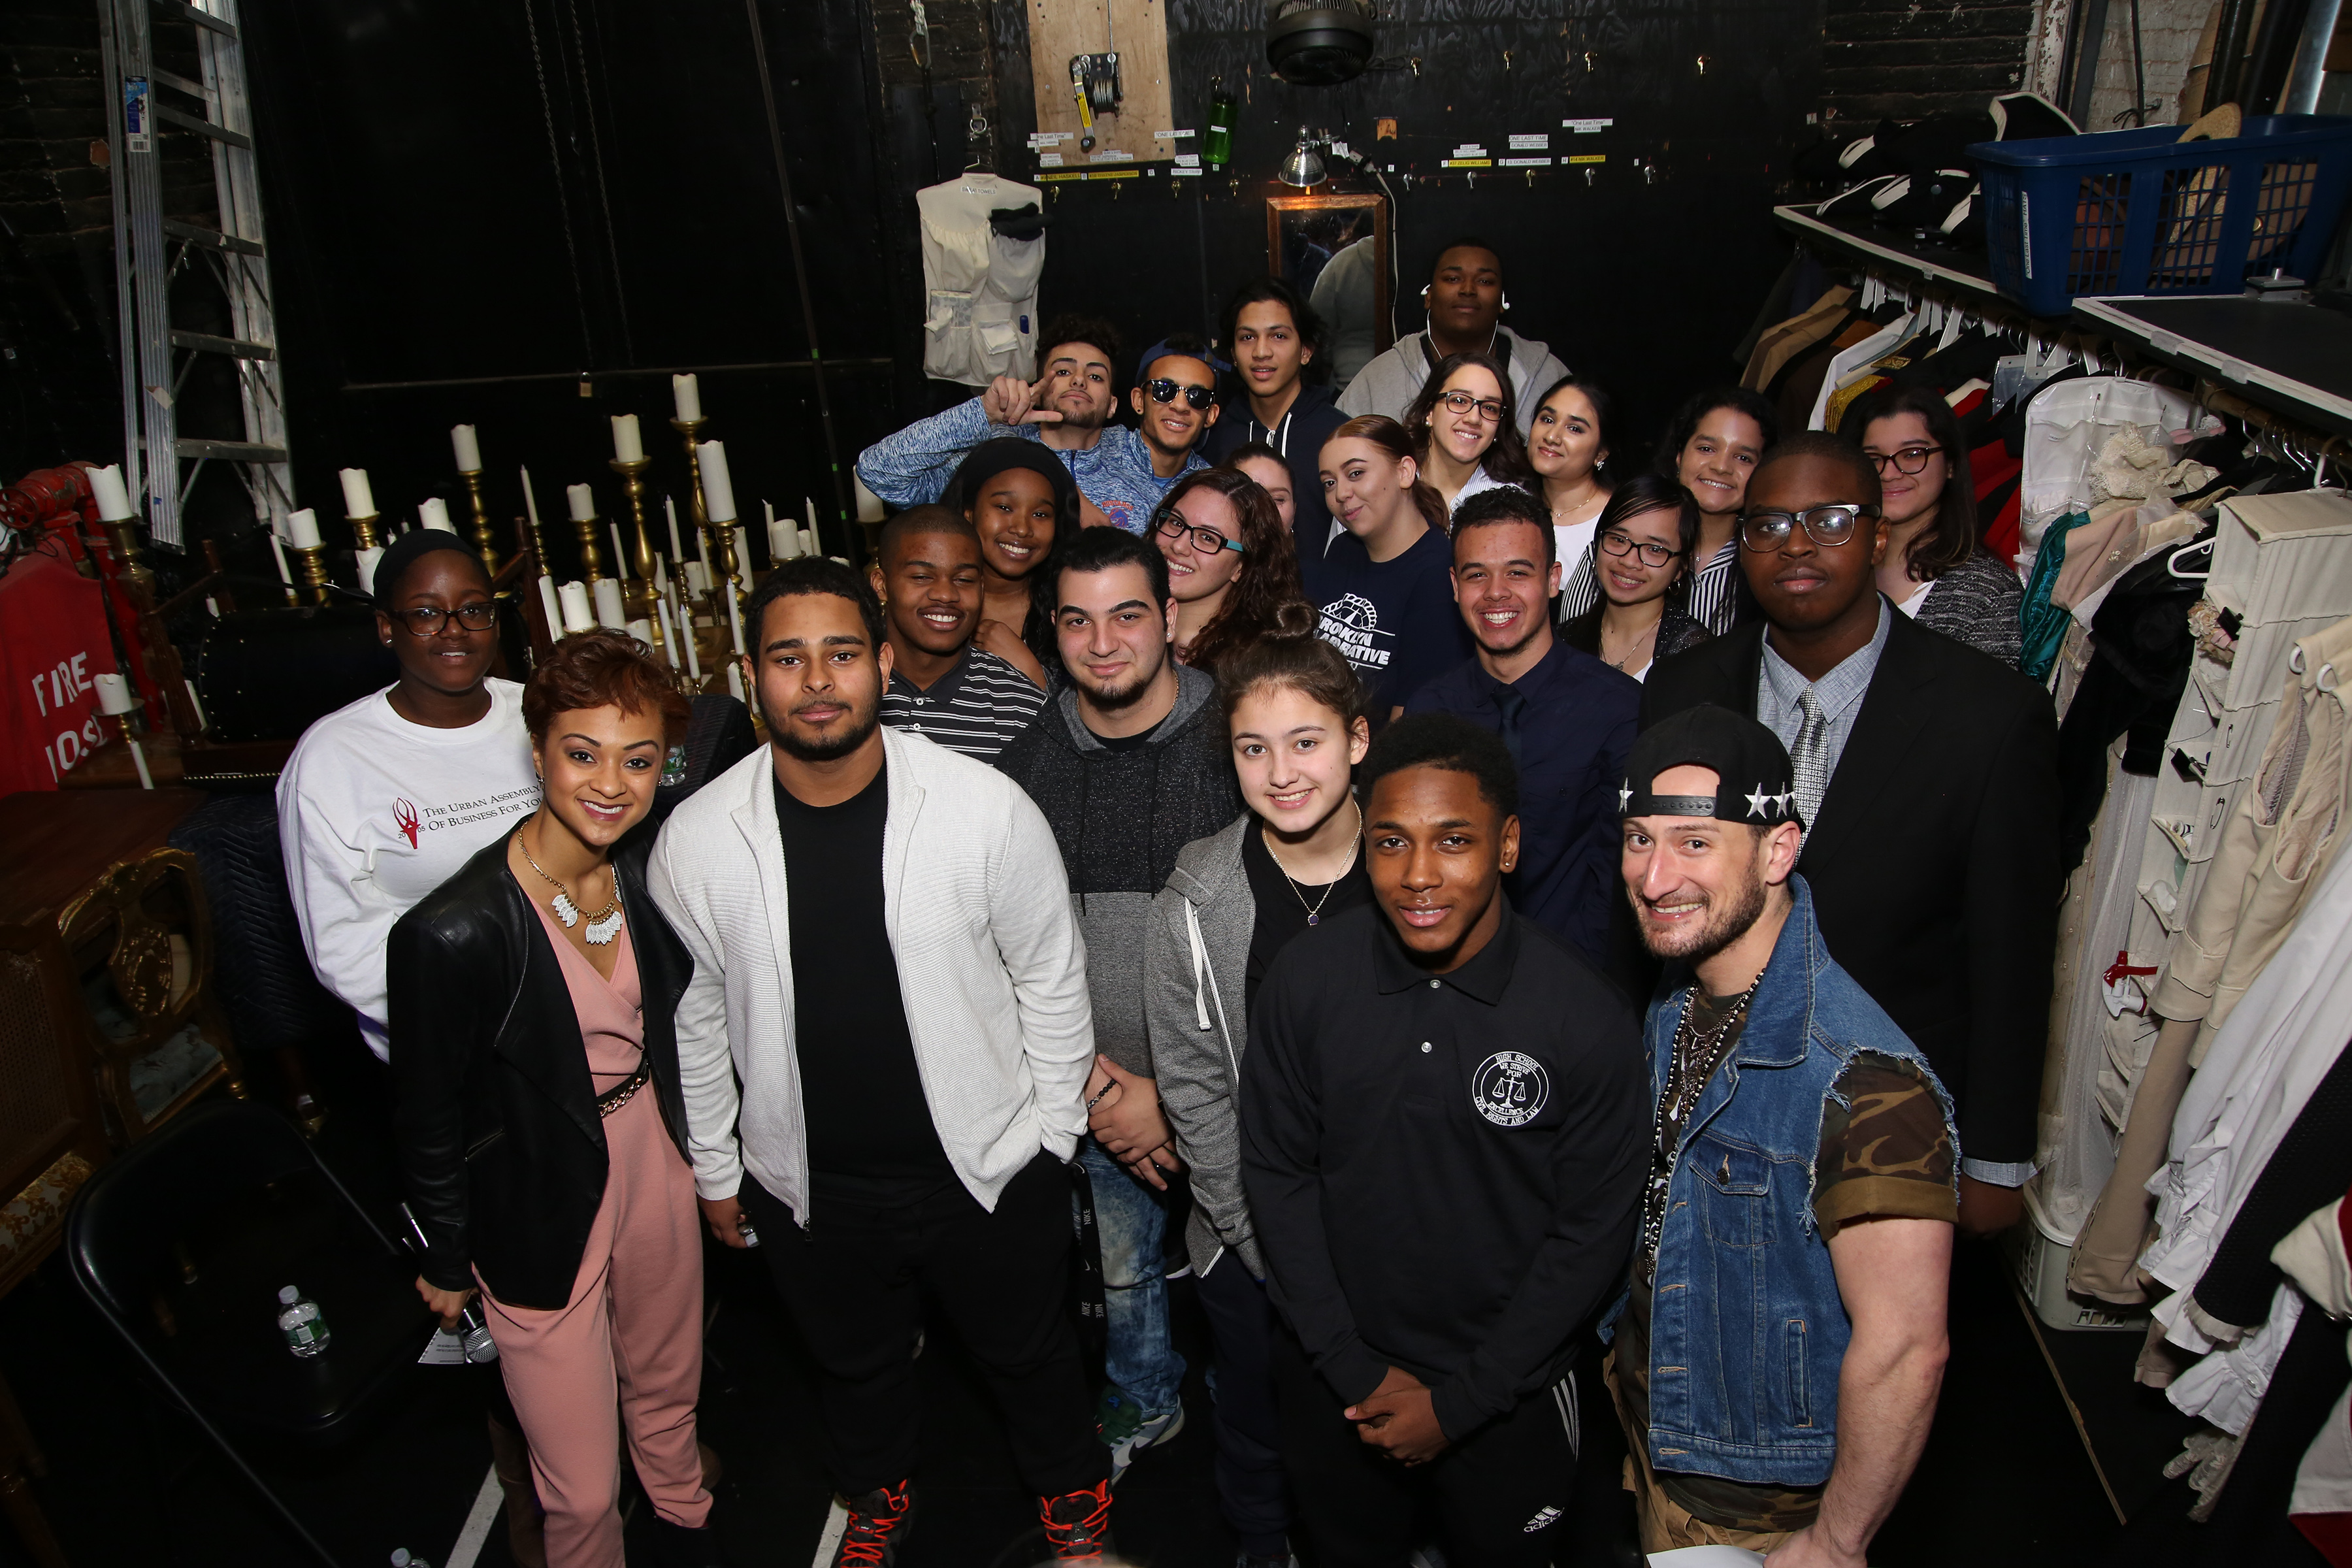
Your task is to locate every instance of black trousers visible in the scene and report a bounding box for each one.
[741,1152,1107,1499]
[1197,1258,1292,1558]
[1273,1326,1578,1568]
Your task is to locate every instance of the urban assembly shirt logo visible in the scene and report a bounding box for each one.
[389,785,537,849]
[1316,591,1393,672]
[1472,1051,1549,1127]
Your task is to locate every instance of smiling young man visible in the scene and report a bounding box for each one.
[993,527,1243,1473]
[1203,277,1348,551]
[1240,713,1646,1568]
[855,316,1216,534]
[647,558,1114,1563]
[1641,433,2059,1237]
[1337,239,1570,436]
[869,505,1046,761]
[1404,487,1641,970]
[1610,704,1954,1564]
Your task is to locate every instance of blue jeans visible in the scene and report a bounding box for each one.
[1079,1135,1186,1416]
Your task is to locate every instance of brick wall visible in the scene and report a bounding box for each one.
[1821,0,2034,122]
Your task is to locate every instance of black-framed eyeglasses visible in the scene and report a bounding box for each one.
[1440,390,1506,423]
[387,602,498,636]
[1598,529,1681,568]
[1739,503,1880,552]
[1145,378,1216,410]
[1867,444,1944,476]
[1154,514,1246,557]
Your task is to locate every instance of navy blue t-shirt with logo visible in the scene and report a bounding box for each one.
[1302,523,1475,719]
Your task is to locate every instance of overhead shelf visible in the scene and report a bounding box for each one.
[2069,297,2352,439]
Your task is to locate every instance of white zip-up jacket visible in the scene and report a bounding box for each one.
[645,727,1094,1222]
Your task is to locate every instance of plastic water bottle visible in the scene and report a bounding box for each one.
[277,1285,330,1358]
[1205,84,1236,170]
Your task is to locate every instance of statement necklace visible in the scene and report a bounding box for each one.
[1262,803,1362,927]
[1637,975,1762,1262]
[517,828,624,945]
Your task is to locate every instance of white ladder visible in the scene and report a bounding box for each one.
[96,0,292,550]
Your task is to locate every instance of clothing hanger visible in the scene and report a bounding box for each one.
[2167,536,2214,579]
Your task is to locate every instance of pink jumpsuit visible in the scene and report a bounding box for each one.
[478,909,712,1568]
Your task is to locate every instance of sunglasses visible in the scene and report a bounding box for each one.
[1867,444,1944,476]
[1738,503,1880,553]
[1440,390,1506,423]
[387,602,498,636]
[1145,378,1216,410]
[1155,514,1246,557]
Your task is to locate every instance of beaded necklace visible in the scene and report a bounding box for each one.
[1637,976,1761,1266]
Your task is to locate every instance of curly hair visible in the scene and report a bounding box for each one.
[1651,385,1780,481]
[1153,467,1305,678]
[1403,351,1535,489]
[523,628,691,745]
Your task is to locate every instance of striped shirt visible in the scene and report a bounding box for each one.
[1684,540,1742,636]
[879,645,1046,760]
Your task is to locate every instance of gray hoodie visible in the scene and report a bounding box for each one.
[1143,814,1262,1279]
[993,663,1242,1080]
[1336,325,1571,436]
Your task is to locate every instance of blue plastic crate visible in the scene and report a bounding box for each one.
[1970,115,2352,318]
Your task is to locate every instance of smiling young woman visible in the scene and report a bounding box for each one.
[1852,385,2023,668]
[1651,386,1780,636]
[1400,351,1535,515]
[949,438,1080,683]
[1558,474,1715,681]
[1154,465,1305,677]
[390,629,722,1568]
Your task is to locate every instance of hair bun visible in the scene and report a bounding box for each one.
[1268,599,1319,640]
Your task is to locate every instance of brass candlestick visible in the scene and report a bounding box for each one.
[519,511,548,578]
[608,455,666,655]
[102,518,156,602]
[457,469,502,576]
[572,508,606,581]
[290,543,332,606]
[346,510,382,550]
[671,416,711,536]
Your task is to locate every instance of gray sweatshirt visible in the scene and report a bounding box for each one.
[1336,325,1571,437]
[994,664,1242,1079]
[1144,814,1262,1278]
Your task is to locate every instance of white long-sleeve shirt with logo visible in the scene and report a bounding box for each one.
[276,679,538,1059]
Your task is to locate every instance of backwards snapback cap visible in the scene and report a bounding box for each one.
[1620,703,1804,830]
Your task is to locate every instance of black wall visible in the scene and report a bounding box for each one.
[236,0,904,572]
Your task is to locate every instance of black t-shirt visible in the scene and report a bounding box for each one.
[774,764,955,1198]
[1240,819,1371,1019]
[1088,714,1166,754]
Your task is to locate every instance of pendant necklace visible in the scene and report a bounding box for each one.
[517,827,625,945]
[1263,802,1362,927]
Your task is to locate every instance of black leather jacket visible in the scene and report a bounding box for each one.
[389,827,694,1309]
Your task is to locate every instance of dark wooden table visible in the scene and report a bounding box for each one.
[0,787,208,926]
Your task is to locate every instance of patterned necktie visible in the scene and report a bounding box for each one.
[1789,687,1831,843]
[1494,683,1528,767]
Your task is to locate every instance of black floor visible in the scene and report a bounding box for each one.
[0,1139,2212,1568]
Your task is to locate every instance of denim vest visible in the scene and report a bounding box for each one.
[1637,875,1953,1488]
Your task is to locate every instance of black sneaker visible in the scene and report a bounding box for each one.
[832,1480,915,1567]
[1039,1479,1115,1560]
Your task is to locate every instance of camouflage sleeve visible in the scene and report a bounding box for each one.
[1813,1052,1957,1237]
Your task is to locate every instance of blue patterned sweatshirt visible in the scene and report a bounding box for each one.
[855,395,1207,535]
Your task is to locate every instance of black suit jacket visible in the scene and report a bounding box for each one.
[389,828,694,1309]
[1641,610,2060,1167]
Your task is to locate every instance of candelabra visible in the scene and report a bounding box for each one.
[346,510,382,551]
[290,542,333,606]
[101,517,156,603]
[457,468,502,576]
[518,510,549,579]
[608,454,666,656]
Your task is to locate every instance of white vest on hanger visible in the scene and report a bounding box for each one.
[916,172,1046,387]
